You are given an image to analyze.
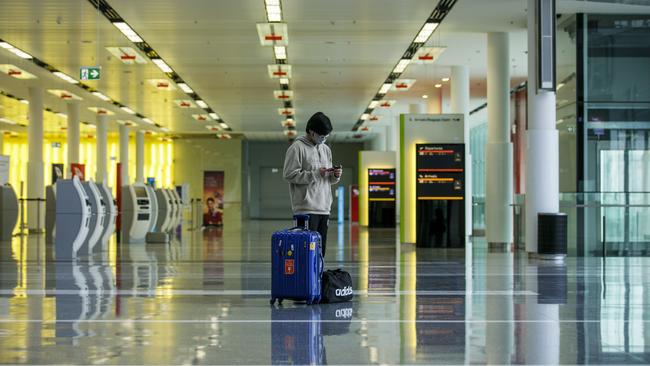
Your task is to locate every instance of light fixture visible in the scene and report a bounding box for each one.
[219,122,229,129]
[151,58,173,73]
[434,83,442,88]
[209,113,219,120]
[177,83,194,94]
[53,71,79,84]
[360,113,369,120]
[0,41,33,59]
[422,94,429,99]
[378,83,392,95]
[18,99,29,105]
[442,77,450,82]
[265,0,282,22]
[280,78,289,85]
[121,106,136,114]
[414,22,439,43]
[393,59,410,73]
[92,91,111,101]
[413,46,446,64]
[274,46,287,60]
[196,100,208,108]
[112,22,143,43]
[160,127,170,132]
[368,100,379,109]
[0,117,17,125]
[557,83,565,90]
[57,112,67,118]
[142,118,154,125]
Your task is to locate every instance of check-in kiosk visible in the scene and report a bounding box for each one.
[97,182,117,248]
[45,185,56,244]
[121,183,152,243]
[145,185,170,243]
[169,189,182,229]
[368,169,396,228]
[55,177,91,259]
[155,189,172,232]
[0,183,18,241]
[400,114,469,248]
[81,180,106,253]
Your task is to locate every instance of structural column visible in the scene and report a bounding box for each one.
[119,124,130,186]
[66,102,80,178]
[451,65,473,238]
[27,86,44,231]
[486,32,514,245]
[96,114,108,183]
[135,130,145,183]
[525,0,559,253]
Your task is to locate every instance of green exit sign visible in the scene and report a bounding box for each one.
[80,66,101,80]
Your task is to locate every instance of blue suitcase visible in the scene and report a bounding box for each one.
[271,305,325,364]
[270,215,323,305]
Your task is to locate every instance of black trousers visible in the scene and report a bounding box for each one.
[308,214,329,256]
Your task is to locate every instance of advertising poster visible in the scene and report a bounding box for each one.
[52,164,64,184]
[70,163,86,181]
[203,171,224,227]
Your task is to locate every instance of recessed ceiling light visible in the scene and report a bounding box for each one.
[368,100,379,109]
[152,58,173,73]
[279,78,289,85]
[209,113,219,120]
[414,22,439,43]
[53,71,79,84]
[360,113,369,120]
[0,117,17,125]
[393,59,410,73]
[442,77,450,82]
[422,94,429,99]
[0,41,33,59]
[177,83,194,94]
[196,100,208,108]
[121,106,136,114]
[434,83,442,88]
[112,22,143,43]
[219,122,229,129]
[142,118,154,125]
[274,46,287,60]
[378,83,392,95]
[92,91,111,101]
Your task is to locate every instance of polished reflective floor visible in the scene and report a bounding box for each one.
[1,217,650,364]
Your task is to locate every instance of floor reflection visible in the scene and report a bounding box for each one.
[0,220,649,364]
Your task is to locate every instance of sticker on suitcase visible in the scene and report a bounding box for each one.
[309,242,316,251]
[284,259,295,275]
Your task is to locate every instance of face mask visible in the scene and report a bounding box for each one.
[313,132,327,145]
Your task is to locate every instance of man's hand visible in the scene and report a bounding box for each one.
[319,167,328,177]
[333,167,342,178]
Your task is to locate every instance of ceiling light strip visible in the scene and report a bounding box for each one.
[351,0,457,131]
[0,38,161,130]
[87,0,231,131]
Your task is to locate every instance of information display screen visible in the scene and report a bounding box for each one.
[134,186,148,198]
[416,144,464,201]
[368,168,396,201]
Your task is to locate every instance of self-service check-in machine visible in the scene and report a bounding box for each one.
[165,189,178,230]
[121,183,152,243]
[170,189,183,228]
[0,183,18,241]
[45,185,56,244]
[81,180,106,253]
[55,177,91,259]
[97,182,117,248]
[154,189,172,233]
[145,185,170,243]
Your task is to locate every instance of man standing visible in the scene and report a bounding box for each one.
[283,112,342,257]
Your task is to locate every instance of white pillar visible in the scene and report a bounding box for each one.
[451,65,473,238]
[135,130,144,183]
[486,32,514,244]
[526,0,559,253]
[27,86,44,231]
[119,124,130,186]
[66,102,80,178]
[523,265,560,364]
[96,114,108,183]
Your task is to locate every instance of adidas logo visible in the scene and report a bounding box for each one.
[335,308,353,318]
[335,286,353,297]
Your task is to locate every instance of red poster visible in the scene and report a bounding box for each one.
[70,163,85,181]
[203,171,224,227]
[349,185,359,223]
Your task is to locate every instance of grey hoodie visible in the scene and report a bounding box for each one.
[283,135,340,215]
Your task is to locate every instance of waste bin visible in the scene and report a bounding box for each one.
[538,212,567,259]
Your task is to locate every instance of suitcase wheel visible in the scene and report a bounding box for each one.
[270,298,276,306]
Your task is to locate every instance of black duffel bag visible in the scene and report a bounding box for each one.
[320,269,353,303]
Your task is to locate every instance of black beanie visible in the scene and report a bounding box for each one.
[305,112,333,135]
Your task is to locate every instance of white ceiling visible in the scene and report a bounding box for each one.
[0,0,649,139]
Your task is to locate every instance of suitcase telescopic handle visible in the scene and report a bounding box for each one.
[293,214,310,230]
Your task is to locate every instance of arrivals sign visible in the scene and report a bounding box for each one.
[80,66,101,80]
